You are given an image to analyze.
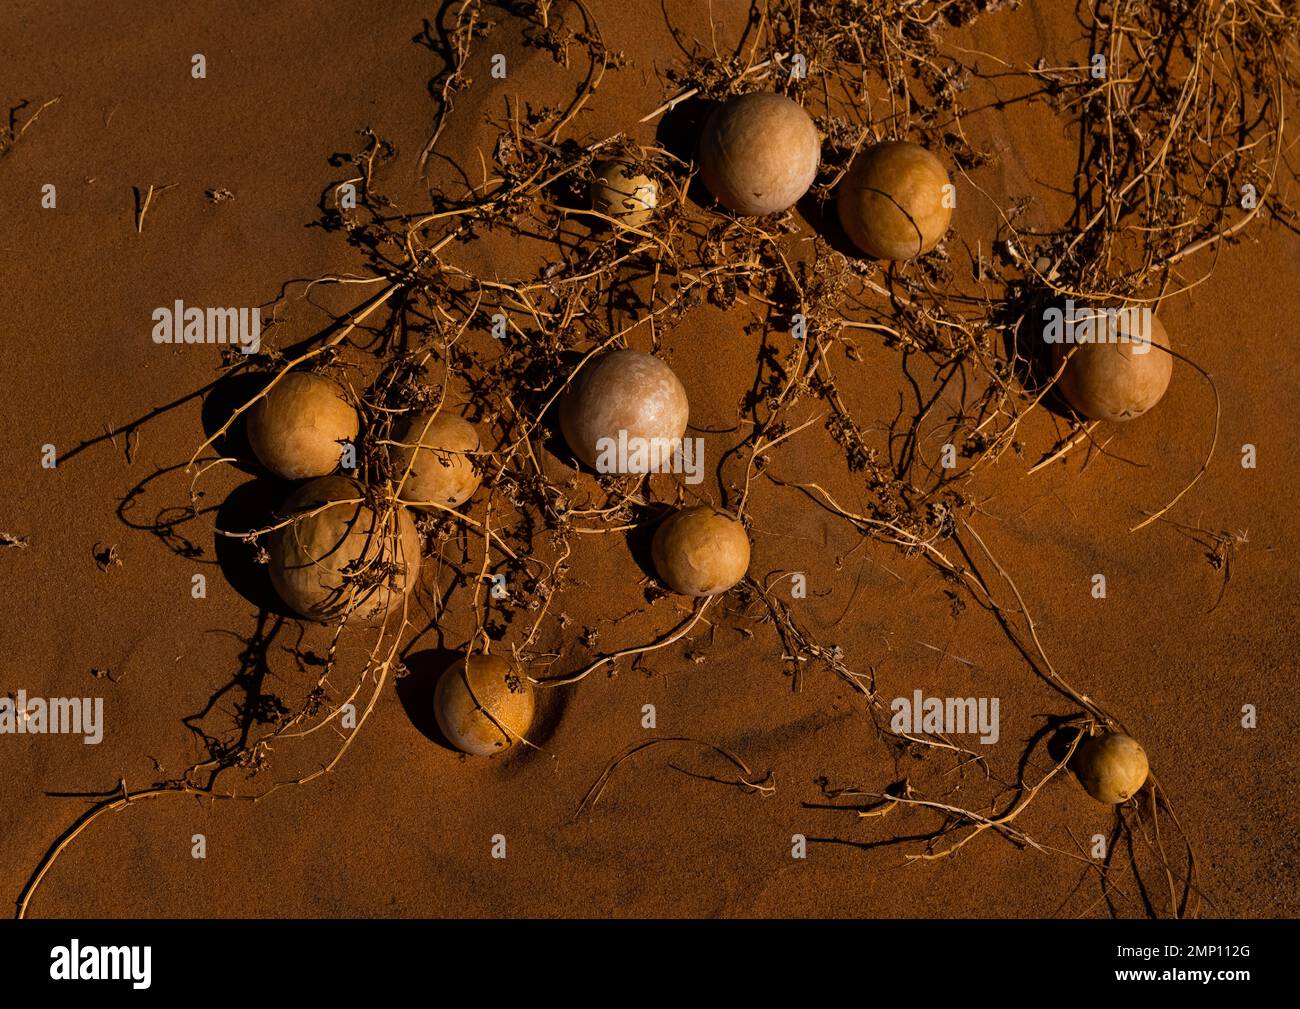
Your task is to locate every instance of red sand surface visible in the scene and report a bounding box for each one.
[1,1,1296,917]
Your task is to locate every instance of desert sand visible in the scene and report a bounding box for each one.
[1,0,1297,918]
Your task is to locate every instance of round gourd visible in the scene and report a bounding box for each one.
[837,141,953,260]
[1051,311,1173,421]
[592,159,657,229]
[435,653,535,756]
[651,506,750,597]
[1076,733,1149,804]
[268,475,421,623]
[698,92,820,216]
[391,410,481,510]
[247,372,359,480]
[559,350,689,471]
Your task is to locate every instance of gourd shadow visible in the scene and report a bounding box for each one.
[624,503,670,590]
[530,348,586,468]
[541,423,576,475]
[654,96,716,210]
[396,646,460,749]
[200,370,278,474]
[399,646,568,758]
[796,188,866,259]
[995,286,1074,419]
[1047,720,1088,771]
[540,144,600,231]
[214,478,296,616]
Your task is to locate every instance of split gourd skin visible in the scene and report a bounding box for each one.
[837,141,953,260]
[592,159,657,229]
[247,372,359,480]
[698,92,821,216]
[268,475,421,624]
[559,350,689,471]
[1076,732,1149,804]
[651,506,751,597]
[435,653,536,756]
[391,410,482,511]
[1051,312,1173,422]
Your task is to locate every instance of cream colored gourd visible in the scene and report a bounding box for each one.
[435,654,536,756]
[1076,733,1149,804]
[268,476,421,623]
[1051,311,1173,422]
[247,372,359,480]
[392,410,482,510]
[837,141,953,260]
[651,506,750,597]
[559,350,689,472]
[592,160,657,229]
[698,92,820,216]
